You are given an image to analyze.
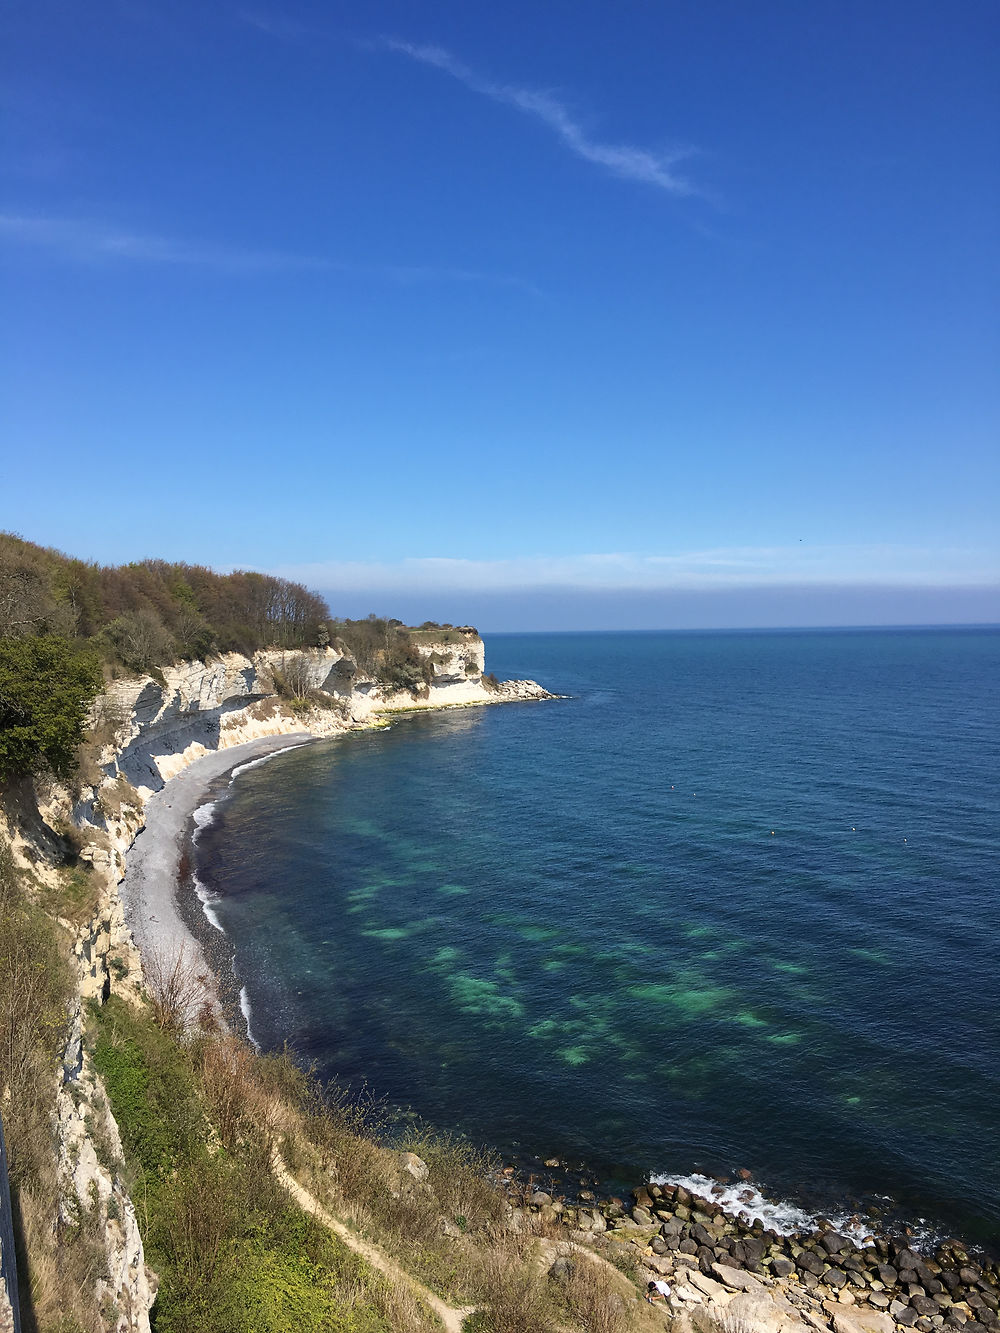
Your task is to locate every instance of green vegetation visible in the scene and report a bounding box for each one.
[0,532,331,667]
[0,536,486,782]
[0,635,103,781]
[90,996,420,1332]
[329,617,438,695]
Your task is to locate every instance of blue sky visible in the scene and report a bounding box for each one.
[2,0,998,629]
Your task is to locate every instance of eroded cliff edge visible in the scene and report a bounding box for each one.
[0,632,551,1331]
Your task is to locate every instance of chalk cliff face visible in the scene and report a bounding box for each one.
[0,634,551,1331]
[95,634,548,794]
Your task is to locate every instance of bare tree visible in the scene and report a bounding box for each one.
[145,945,213,1032]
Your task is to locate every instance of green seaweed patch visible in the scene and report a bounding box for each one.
[437,883,469,896]
[849,947,891,965]
[766,1031,803,1045]
[448,974,524,1021]
[772,961,808,975]
[347,885,382,903]
[360,926,412,942]
[733,1011,768,1028]
[430,946,462,966]
[542,958,566,973]
[557,1045,591,1066]
[517,924,559,943]
[628,982,731,1017]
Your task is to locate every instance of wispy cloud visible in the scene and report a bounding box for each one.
[0,214,326,271]
[0,213,540,291]
[273,546,1000,594]
[381,40,696,196]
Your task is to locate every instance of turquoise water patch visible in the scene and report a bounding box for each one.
[849,947,891,965]
[517,924,559,943]
[733,1011,768,1028]
[557,1045,591,1066]
[448,974,524,1021]
[628,982,731,1017]
[437,883,469,896]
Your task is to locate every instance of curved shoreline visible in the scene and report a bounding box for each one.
[119,731,319,1013]
[116,725,997,1270]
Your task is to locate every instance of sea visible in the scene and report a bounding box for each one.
[187,628,1000,1249]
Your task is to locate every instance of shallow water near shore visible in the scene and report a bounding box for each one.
[191,628,1000,1247]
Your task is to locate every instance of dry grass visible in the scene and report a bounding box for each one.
[468,1237,557,1333]
[0,836,105,1332]
[560,1256,631,1333]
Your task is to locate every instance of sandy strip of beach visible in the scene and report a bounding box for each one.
[120,733,317,1005]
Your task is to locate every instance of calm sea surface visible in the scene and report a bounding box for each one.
[192,629,1000,1245]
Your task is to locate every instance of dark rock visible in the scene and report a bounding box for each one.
[823,1268,848,1290]
[823,1233,852,1257]
[945,1313,968,1328]
[772,1257,795,1279]
[798,1252,826,1277]
[675,1186,692,1207]
[743,1237,766,1264]
[679,1238,698,1256]
[942,1273,963,1293]
[800,1271,819,1290]
[965,1324,987,1333]
[914,1319,933,1332]
[633,1186,654,1209]
[530,1191,552,1207]
[869,1293,891,1309]
[879,1264,900,1287]
[549,1256,575,1282]
[961,1270,984,1287]
[911,1296,940,1317]
[691,1224,715,1248]
[897,1250,925,1271]
[674,1204,691,1222]
[651,1237,669,1256]
[895,1306,919,1327]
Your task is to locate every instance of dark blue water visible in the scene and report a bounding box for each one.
[194,629,1000,1245]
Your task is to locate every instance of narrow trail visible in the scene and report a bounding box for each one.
[272,1150,478,1333]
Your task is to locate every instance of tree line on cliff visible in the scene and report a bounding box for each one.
[0,534,471,782]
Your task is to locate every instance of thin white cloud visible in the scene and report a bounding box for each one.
[382,40,696,196]
[273,546,1000,594]
[0,213,540,290]
[0,214,326,271]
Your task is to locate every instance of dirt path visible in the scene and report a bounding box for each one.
[272,1151,477,1333]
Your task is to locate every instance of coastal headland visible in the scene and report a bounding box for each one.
[3,619,997,1330]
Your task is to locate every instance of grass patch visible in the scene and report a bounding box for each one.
[89,996,419,1332]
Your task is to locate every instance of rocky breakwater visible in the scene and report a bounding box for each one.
[518,1180,999,1333]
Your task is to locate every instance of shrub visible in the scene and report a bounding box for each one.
[0,634,102,779]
